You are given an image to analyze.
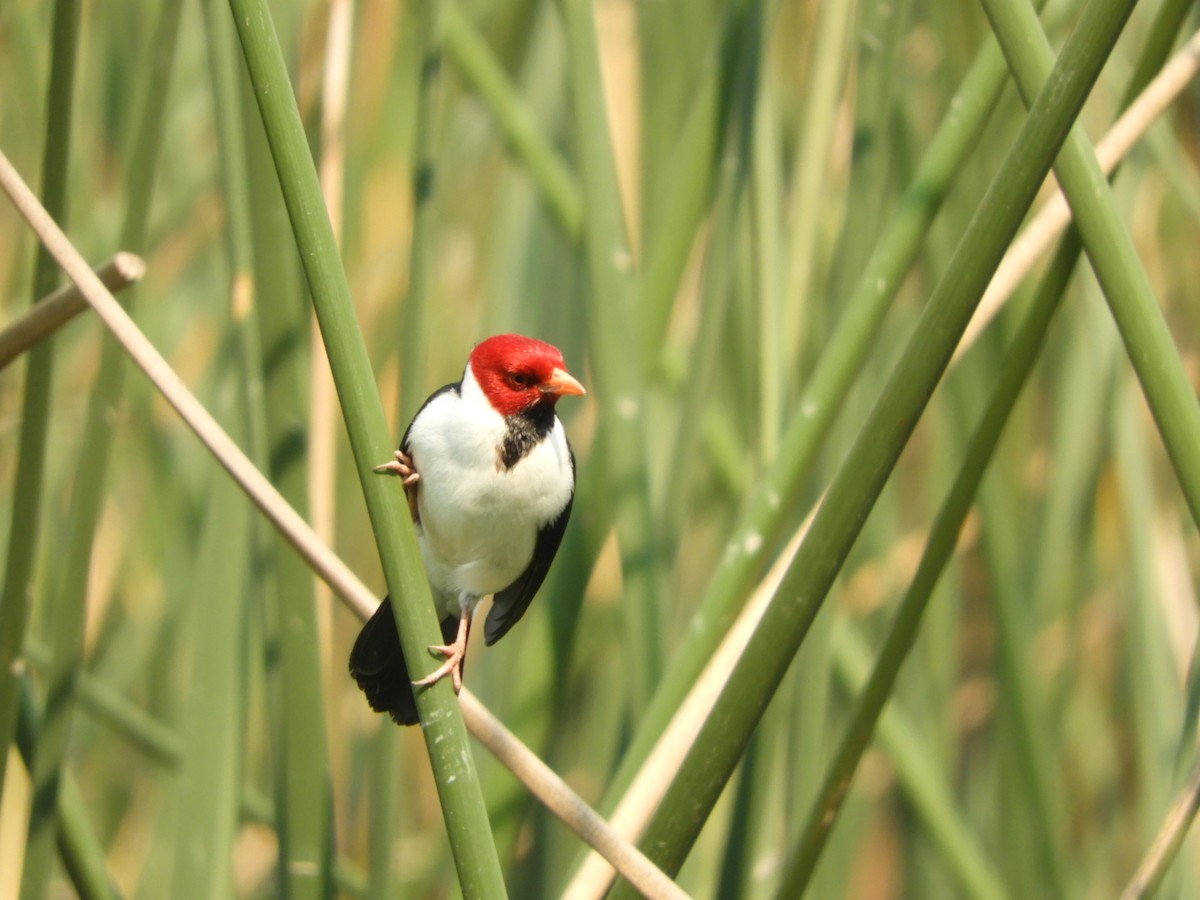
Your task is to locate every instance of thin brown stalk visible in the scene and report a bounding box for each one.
[0,252,144,371]
[311,0,355,662]
[462,694,691,900]
[564,511,815,899]
[1120,755,1200,899]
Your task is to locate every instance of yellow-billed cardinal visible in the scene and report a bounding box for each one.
[349,334,585,725]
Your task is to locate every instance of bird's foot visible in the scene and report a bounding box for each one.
[413,612,470,694]
[374,449,420,485]
[412,640,466,694]
[375,450,421,521]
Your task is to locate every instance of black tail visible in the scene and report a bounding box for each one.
[349,597,460,726]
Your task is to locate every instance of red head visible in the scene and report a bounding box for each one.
[468,334,586,417]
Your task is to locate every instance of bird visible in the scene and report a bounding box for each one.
[349,334,585,725]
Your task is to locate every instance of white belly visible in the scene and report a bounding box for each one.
[406,388,573,615]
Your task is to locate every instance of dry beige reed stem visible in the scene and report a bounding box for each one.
[0,252,144,370]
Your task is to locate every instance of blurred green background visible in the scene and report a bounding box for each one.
[3,0,1200,897]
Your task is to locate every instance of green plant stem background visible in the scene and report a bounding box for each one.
[2,0,1200,897]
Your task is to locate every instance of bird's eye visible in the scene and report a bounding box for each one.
[509,372,533,388]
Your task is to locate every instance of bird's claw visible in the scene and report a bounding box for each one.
[374,449,420,486]
[412,642,465,694]
[376,450,421,521]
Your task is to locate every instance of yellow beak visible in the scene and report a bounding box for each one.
[540,367,587,397]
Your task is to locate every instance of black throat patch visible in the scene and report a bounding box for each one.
[498,403,556,471]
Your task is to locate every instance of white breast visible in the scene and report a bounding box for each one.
[405,369,573,617]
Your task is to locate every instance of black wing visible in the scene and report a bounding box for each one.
[483,448,575,646]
